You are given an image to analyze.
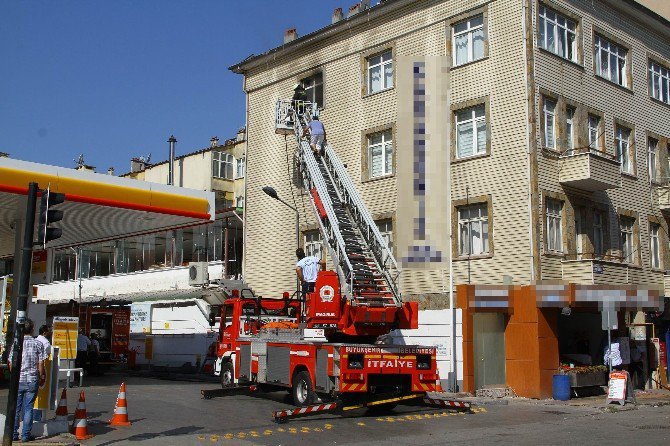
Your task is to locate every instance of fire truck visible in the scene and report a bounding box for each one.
[203,100,469,422]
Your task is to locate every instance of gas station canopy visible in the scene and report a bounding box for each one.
[0,157,215,257]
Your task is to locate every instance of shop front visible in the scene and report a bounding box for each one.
[458,283,664,398]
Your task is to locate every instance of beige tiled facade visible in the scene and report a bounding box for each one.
[234,0,670,306]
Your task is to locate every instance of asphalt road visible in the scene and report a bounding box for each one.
[1,374,669,445]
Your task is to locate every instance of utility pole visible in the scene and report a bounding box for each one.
[3,182,38,446]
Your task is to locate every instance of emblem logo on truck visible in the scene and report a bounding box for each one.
[320,285,335,302]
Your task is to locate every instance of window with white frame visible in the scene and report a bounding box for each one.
[588,114,601,150]
[594,35,628,87]
[455,104,487,158]
[458,203,489,256]
[453,14,485,67]
[546,198,563,252]
[301,72,324,107]
[543,97,557,149]
[615,125,633,174]
[368,129,393,178]
[212,151,234,179]
[620,217,635,263]
[538,4,577,62]
[650,223,661,269]
[236,195,244,208]
[376,220,393,265]
[593,210,604,258]
[649,60,670,104]
[649,138,659,182]
[367,50,393,94]
[235,157,245,179]
[304,230,322,259]
[566,106,576,153]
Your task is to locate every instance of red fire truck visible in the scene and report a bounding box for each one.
[203,100,468,422]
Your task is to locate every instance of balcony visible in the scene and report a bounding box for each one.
[561,257,663,287]
[558,149,620,191]
[664,273,670,296]
[655,183,670,212]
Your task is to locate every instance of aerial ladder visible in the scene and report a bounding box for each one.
[275,99,408,340]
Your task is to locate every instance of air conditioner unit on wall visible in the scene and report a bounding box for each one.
[188,262,209,286]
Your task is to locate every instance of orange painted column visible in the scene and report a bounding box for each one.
[456,284,475,394]
[505,286,559,398]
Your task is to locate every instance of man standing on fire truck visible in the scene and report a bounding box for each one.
[295,248,325,298]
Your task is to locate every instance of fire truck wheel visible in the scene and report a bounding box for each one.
[221,362,234,388]
[292,370,315,407]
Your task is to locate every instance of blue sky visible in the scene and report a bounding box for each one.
[0,0,347,173]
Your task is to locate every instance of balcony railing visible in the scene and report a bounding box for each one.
[558,148,620,191]
[561,256,663,288]
[654,179,670,212]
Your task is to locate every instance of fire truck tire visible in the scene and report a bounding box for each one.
[366,403,398,414]
[292,370,315,407]
[220,362,234,388]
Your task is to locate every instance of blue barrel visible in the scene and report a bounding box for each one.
[552,374,571,401]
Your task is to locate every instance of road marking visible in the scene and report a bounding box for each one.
[277,427,286,432]
[197,435,205,440]
[301,427,311,433]
[250,431,259,437]
[324,423,333,430]
[357,422,366,426]
[210,435,219,442]
[224,433,233,440]
[264,429,273,436]
[313,427,323,432]
[289,427,298,434]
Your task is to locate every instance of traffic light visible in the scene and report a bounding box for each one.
[37,188,66,246]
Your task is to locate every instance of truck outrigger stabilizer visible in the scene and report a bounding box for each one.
[272,392,472,423]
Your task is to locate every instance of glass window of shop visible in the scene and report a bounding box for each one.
[51,221,228,281]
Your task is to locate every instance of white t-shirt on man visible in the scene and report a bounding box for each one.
[296,256,320,283]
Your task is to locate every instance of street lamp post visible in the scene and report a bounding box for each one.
[262,186,300,292]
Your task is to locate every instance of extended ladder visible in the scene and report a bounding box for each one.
[275,100,401,307]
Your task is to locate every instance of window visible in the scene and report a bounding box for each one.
[368,129,393,178]
[650,223,661,269]
[455,104,487,158]
[453,14,485,66]
[235,157,245,179]
[593,211,605,258]
[458,203,489,256]
[367,50,393,94]
[594,35,628,87]
[212,151,234,179]
[566,106,576,153]
[620,217,635,263]
[301,72,324,107]
[376,220,394,265]
[615,126,633,174]
[543,97,557,149]
[546,198,563,252]
[376,220,393,252]
[648,138,659,182]
[236,195,245,208]
[538,4,577,62]
[649,60,670,104]
[304,230,322,259]
[588,114,601,150]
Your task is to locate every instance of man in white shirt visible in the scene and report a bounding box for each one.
[35,325,51,356]
[295,248,325,298]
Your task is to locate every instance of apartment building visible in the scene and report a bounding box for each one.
[232,0,670,396]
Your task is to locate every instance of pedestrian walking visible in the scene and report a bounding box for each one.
[8,318,47,442]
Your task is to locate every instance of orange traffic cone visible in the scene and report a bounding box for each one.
[70,391,94,440]
[109,382,131,426]
[55,388,68,421]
